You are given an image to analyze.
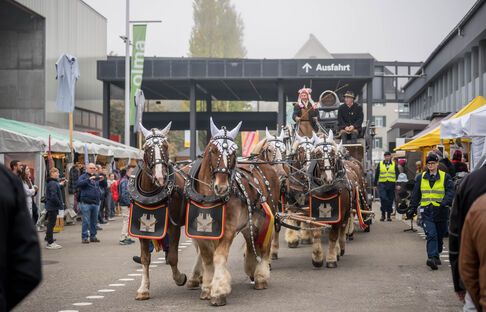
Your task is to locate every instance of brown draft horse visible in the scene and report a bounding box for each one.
[308,132,352,267]
[133,123,187,300]
[187,118,280,306]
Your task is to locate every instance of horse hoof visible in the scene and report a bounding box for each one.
[135,292,150,300]
[326,261,338,268]
[254,280,268,290]
[176,274,187,286]
[348,234,354,241]
[288,241,299,248]
[210,295,227,306]
[186,279,200,290]
[312,260,324,268]
[200,290,211,300]
[301,239,312,245]
[271,253,278,260]
[337,255,340,261]
[340,249,345,257]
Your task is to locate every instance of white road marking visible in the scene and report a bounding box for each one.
[151,261,164,264]
[109,283,125,287]
[444,260,450,262]
[179,245,187,248]
[128,273,141,276]
[440,255,449,258]
[98,289,115,293]
[72,302,92,306]
[149,264,158,268]
[59,310,79,312]
[119,278,135,281]
[181,242,192,245]
[136,269,143,272]
[86,295,104,299]
[157,257,165,261]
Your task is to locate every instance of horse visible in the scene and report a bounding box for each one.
[283,131,316,248]
[308,131,352,267]
[186,118,280,306]
[131,123,187,300]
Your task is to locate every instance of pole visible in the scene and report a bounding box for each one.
[190,81,196,160]
[69,112,74,161]
[124,0,130,146]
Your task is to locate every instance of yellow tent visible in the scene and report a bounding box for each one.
[395,96,486,151]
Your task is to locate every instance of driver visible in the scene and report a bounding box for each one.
[337,91,363,144]
[292,86,319,134]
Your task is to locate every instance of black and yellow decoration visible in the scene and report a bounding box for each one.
[185,200,226,240]
[128,201,168,239]
[309,193,342,224]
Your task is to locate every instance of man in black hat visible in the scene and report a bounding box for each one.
[374,151,399,221]
[337,91,363,144]
[408,153,454,270]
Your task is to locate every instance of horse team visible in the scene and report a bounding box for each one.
[131,118,370,306]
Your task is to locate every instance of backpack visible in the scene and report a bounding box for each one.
[111,179,120,202]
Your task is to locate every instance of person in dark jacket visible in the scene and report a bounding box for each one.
[77,163,101,244]
[96,164,108,225]
[408,153,454,270]
[374,151,399,221]
[44,167,65,249]
[452,150,469,174]
[0,164,42,311]
[450,164,486,307]
[337,91,363,144]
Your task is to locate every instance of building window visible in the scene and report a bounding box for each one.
[373,137,383,149]
[372,116,387,127]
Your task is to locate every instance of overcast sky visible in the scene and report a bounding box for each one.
[84,0,477,62]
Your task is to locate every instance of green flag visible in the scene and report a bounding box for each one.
[129,24,147,126]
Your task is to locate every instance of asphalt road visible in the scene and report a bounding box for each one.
[14,205,462,312]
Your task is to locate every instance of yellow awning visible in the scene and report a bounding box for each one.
[395,96,486,151]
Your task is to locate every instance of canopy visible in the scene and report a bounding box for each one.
[396,96,486,151]
[0,118,142,159]
[440,103,486,138]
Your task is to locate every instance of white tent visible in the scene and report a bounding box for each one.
[441,106,486,169]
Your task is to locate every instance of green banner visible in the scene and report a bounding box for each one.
[129,24,147,126]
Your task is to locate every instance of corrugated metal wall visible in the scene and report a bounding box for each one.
[15,0,107,129]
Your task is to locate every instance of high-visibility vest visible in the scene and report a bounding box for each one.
[420,170,446,207]
[378,161,396,182]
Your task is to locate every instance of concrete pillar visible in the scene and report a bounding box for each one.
[190,81,197,160]
[206,97,212,144]
[479,40,486,97]
[102,82,110,139]
[465,52,471,102]
[277,80,286,129]
[472,46,479,98]
[366,80,373,166]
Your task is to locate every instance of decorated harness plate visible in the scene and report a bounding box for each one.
[309,193,342,224]
[128,201,168,239]
[185,200,226,240]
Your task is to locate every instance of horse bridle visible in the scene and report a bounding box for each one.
[314,142,345,179]
[263,138,286,162]
[208,127,238,178]
[142,130,170,186]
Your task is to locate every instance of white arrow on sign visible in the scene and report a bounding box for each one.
[302,63,312,73]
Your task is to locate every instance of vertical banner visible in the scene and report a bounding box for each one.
[129,24,147,126]
[241,131,260,157]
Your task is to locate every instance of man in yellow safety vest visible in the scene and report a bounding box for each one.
[408,153,454,270]
[374,151,399,221]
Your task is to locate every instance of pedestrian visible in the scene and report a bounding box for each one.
[106,172,116,220]
[450,162,486,309]
[66,162,82,225]
[415,160,423,176]
[0,163,42,311]
[374,151,399,221]
[119,167,135,245]
[76,163,101,244]
[9,159,22,176]
[408,153,454,270]
[337,91,364,144]
[96,164,108,225]
[19,165,38,219]
[44,167,66,249]
[459,193,486,311]
[452,150,469,175]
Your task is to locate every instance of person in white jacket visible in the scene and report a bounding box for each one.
[20,165,38,218]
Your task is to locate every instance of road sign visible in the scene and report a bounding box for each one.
[297,60,354,76]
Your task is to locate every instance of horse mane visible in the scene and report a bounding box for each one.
[251,138,267,155]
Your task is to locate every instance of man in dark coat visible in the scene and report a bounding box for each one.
[0,163,42,311]
[450,164,486,307]
[44,167,65,249]
[337,91,363,144]
[77,163,102,244]
[408,153,454,270]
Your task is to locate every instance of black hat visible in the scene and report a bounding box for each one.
[343,91,355,99]
[384,151,391,156]
[426,153,439,163]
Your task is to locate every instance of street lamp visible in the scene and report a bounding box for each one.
[123,0,161,146]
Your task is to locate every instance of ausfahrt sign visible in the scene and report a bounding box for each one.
[298,60,354,76]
